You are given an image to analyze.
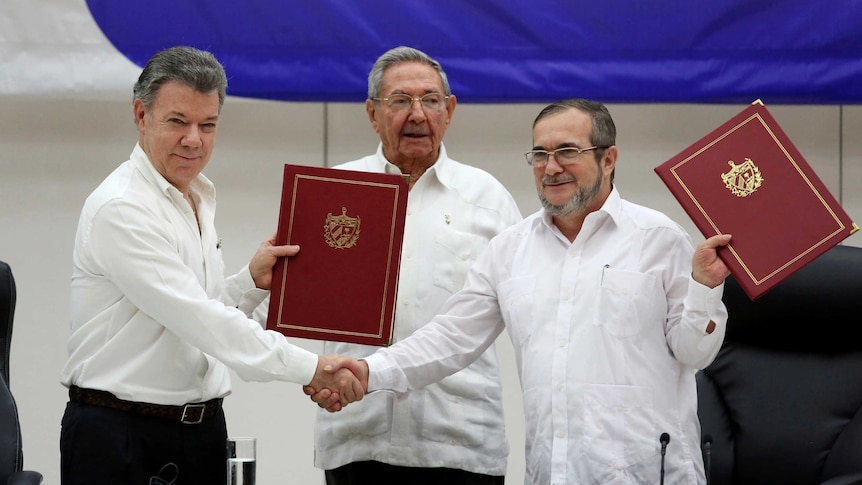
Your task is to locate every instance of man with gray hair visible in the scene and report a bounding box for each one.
[59,45,363,484]
[304,46,521,484]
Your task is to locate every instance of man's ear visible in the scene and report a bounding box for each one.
[365,98,380,134]
[133,99,147,131]
[602,145,619,175]
[443,94,457,128]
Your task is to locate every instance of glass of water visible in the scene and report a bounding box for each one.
[227,437,256,485]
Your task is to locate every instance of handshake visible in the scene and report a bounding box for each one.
[304,355,370,412]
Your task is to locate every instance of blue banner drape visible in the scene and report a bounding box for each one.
[85,0,862,104]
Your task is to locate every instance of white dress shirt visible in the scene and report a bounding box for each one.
[366,187,727,485]
[60,144,318,405]
[313,144,522,475]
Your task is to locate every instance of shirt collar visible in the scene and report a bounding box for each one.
[598,184,622,224]
[373,142,453,188]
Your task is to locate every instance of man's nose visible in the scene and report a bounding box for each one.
[544,153,565,173]
[406,99,427,120]
[182,125,203,147]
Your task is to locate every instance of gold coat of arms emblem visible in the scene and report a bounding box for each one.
[721,158,763,197]
[324,207,361,249]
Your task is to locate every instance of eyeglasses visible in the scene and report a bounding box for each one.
[372,93,450,112]
[524,146,607,166]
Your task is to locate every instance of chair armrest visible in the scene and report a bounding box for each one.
[820,473,862,485]
[7,470,43,485]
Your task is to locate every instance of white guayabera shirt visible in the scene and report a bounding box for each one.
[367,187,727,485]
[313,143,522,476]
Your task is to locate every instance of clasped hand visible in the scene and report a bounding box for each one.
[305,354,369,412]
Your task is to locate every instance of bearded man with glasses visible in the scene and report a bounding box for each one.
[302,46,522,485]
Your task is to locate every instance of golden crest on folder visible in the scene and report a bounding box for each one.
[721,158,763,197]
[324,207,361,249]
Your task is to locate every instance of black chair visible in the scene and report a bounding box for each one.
[697,244,862,485]
[0,260,43,485]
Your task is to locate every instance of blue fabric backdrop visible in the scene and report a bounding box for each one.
[86,0,862,104]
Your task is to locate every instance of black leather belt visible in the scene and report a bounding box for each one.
[69,385,222,425]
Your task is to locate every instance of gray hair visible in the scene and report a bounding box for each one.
[133,46,228,112]
[367,46,451,100]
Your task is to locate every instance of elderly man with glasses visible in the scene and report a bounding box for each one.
[303,46,522,485]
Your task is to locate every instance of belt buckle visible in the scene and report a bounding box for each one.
[181,403,207,424]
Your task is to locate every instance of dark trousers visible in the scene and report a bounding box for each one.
[325,460,505,485]
[60,401,228,485]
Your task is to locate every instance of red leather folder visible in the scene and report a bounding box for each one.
[266,164,408,345]
[655,101,858,300]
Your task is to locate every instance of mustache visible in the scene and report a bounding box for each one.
[542,175,577,186]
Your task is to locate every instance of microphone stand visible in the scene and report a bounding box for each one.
[659,433,670,485]
[702,435,713,485]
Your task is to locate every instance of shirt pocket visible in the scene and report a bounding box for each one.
[419,351,507,447]
[314,392,391,450]
[432,227,489,294]
[596,269,656,339]
[582,384,658,471]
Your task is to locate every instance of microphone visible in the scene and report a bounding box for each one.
[702,435,713,485]
[659,432,671,485]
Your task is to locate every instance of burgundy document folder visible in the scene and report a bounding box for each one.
[655,101,858,300]
[266,164,408,345]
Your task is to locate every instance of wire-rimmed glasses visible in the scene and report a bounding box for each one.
[524,146,607,166]
[372,93,450,112]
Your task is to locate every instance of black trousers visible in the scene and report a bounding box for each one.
[325,460,505,485]
[60,401,228,485]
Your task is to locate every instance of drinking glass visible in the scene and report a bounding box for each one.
[227,437,256,485]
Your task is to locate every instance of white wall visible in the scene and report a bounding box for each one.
[1,96,860,485]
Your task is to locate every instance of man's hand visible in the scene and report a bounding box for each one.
[692,234,732,288]
[249,232,299,289]
[304,355,369,412]
[304,356,369,413]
